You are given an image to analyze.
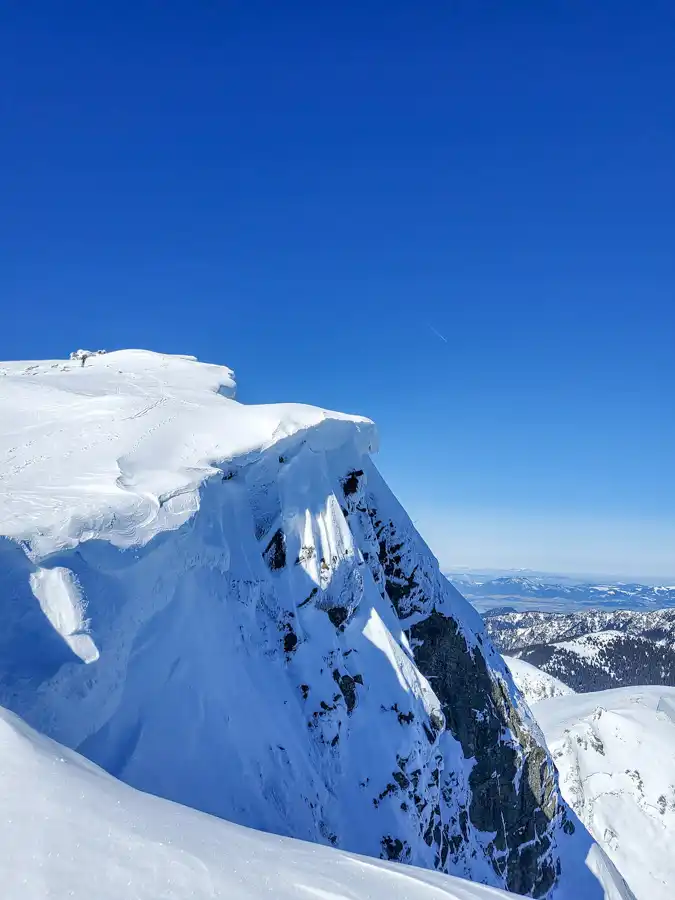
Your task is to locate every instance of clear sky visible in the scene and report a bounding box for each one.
[2,2,674,579]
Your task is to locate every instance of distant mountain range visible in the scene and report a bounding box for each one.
[447,572,675,613]
[484,608,675,692]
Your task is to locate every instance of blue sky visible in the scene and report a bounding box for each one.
[2,2,674,578]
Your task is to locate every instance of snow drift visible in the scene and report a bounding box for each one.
[0,702,525,900]
[0,350,631,899]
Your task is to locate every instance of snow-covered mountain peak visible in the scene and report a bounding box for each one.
[0,349,376,555]
[0,350,631,899]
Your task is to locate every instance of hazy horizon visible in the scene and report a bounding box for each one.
[443,566,675,586]
[398,502,675,585]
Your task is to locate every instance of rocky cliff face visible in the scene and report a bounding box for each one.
[1,459,563,896]
[346,464,565,895]
[0,352,619,899]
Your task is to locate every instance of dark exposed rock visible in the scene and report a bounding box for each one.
[381,702,414,725]
[326,606,350,630]
[279,611,298,658]
[375,782,399,805]
[422,710,444,744]
[263,529,286,570]
[337,486,567,896]
[295,545,315,565]
[393,770,410,791]
[341,470,364,496]
[298,587,318,608]
[410,610,559,896]
[319,823,338,846]
[381,836,408,862]
[333,669,359,714]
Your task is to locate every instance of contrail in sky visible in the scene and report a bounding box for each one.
[428,324,448,343]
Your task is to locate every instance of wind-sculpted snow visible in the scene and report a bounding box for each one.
[0,350,632,899]
[0,350,375,556]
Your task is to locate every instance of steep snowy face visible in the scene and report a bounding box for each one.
[335,466,568,895]
[536,687,675,900]
[0,351,624,899]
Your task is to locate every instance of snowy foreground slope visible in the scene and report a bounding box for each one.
[0,351,630,899]
[0,703,534,900]
[536,687,675,900]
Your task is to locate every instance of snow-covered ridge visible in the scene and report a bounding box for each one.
[0,350,631,899]
[484,609,675,653]
[0,349,376,555]
[487,610,675,693]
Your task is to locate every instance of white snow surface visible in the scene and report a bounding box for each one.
[536,686,675,900]
[0,703,520,900]
[0,350,632,900]
[0,350,376,555]
[504,656,575,704]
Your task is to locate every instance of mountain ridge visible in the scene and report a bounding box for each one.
[485,609,675,693]
[0,349,619,897]
[449,574,675,613]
